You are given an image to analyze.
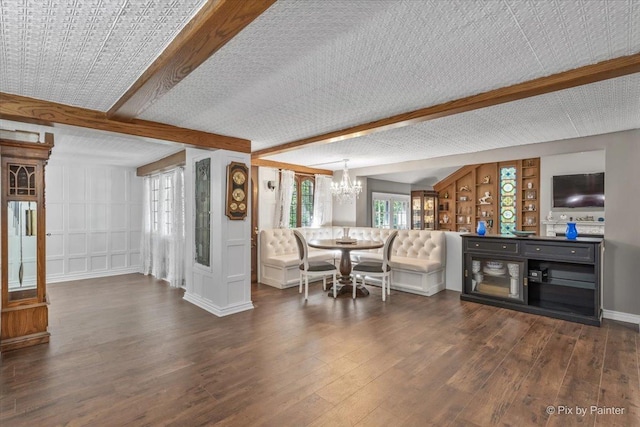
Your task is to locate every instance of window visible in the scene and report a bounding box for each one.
[372,192,410,229]
[289,176,314,228]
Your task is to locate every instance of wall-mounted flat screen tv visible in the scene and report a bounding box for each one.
[552,172,604,208]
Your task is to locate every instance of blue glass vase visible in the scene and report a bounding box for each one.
[477,221,486,236]
[566,222,578,240]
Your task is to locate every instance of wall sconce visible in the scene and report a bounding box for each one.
[266,180,276,191]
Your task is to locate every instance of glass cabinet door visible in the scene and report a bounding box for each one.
[6,201,38,302]
[411,195,422,229]
[423,195,436,230]
[465,254,526,304]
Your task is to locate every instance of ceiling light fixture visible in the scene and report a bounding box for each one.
[331,159,362,203]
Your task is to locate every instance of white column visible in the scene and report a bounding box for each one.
[183,148,253,316]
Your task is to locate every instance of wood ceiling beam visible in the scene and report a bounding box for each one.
[107,0,277,120]
[251,158,333,176]
[252,52,640,159]
[137,150,186,177]
[0,93,250,152]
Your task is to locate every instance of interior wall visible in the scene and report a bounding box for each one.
[540,150,606,220]
[333,175,362,227]
[45,159,142,282]
[360,178,413,227]
[257,166,278,230]
[602,130,640,317]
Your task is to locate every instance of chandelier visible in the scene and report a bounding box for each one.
[331,160,362,203]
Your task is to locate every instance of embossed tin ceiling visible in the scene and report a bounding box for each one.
[0,0,639,178]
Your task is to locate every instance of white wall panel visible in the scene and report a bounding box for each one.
[47,203,64,231]
[68,233,87,255]
[48,259,64,276]
[110,203,128,229]
[89,168,108,197]
[228,280,246,305]
[130,231,141,251]
[90,256,107,270]
[110,170,127,202]
[111,232,127,251]
[47,235,64,257]
[129,204,142,231]
[227,245,244,277]
[129,252,140,266]
[111,254,127,269]
[68,169,87,201]
[46,160,143,283]
[90,204,108,230]
[46,166,64,200]
[68,204,87,231]
[68,258,87,273]
[90,233,108,253]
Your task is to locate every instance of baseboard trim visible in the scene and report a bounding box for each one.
[47,267,142,283]
[602,309,640,325]
[183,292,254,317]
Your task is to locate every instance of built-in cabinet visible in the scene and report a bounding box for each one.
[410,190,438,230]
[1,133,54,352]
[462,234,602,326]
[434,158,540,235]
[520,158,540,233]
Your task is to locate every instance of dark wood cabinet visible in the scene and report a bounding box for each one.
[462,234,603,326]
[411,190,438,230]
[1,132,54,352]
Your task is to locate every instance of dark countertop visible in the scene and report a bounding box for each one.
[462,233,604,243]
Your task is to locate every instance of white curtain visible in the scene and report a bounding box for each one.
[141,177,153,275]
[274,169,295,228]
[166,168,185,288]
[312,174,333,227]
[140,168,186,288]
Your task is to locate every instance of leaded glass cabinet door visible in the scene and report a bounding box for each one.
[499,165,517,235]
[195,158,211,267]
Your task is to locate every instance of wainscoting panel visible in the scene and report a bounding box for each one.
[47,234,64,258]
[46,161,143,283]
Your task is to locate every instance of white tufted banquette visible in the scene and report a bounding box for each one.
[259,227,446,296]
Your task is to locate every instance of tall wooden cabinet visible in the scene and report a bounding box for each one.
[434,158,540,235]
[411,190,438,230]
[1,133,54,352]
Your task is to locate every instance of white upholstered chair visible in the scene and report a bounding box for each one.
[293,230,338,299]
[352,230,399,301]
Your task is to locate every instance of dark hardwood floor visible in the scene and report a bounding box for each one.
[1,273,638,426]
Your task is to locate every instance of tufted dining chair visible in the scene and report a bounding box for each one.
[293,230,338,300]
[352,230,399,301]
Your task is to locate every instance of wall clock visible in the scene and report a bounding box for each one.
[226,161,248,220]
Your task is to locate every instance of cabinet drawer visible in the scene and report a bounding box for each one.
[465,239,519,254]
[523,242,594,262]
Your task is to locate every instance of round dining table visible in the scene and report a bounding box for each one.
[307,239,384,297]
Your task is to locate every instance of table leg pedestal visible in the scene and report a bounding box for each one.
[327,248,370,297]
